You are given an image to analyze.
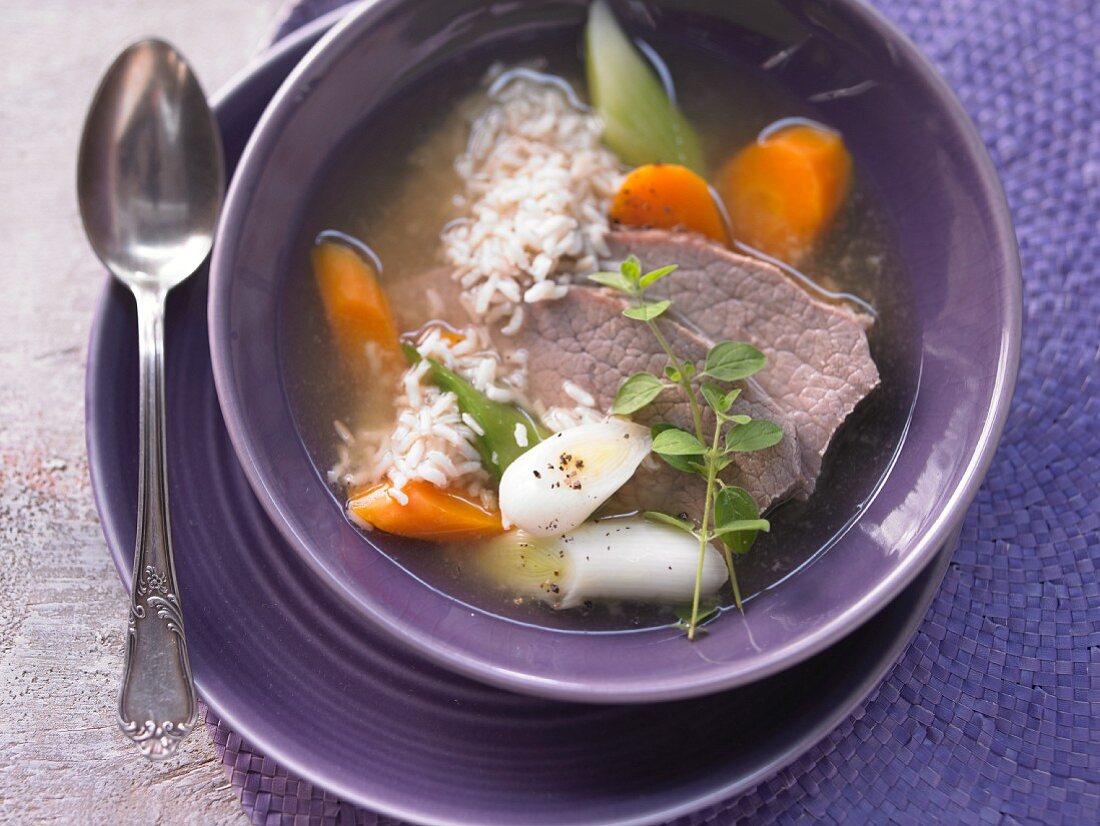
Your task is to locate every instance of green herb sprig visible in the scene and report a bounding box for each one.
[589,256,783,639]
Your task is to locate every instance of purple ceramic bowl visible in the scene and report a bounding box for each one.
[208,0,1020,702]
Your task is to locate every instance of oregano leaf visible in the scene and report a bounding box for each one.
[649,424,704,474]
[703,341,766,381]
[674,601,719,632]
[652,426,706,455]
[620,255,642,281]
[612,373,666,414]
[639,264,678,289]
[714,486,762,555]
[623,299,672,321]
[725,420,784,452]
[701,382,732,413]
[588,271,633,292]
[644,510,696,534]
[714,519,771,537]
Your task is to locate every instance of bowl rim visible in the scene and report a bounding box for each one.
[208,0,1022,703]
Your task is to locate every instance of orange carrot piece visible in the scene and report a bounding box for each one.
[312,240,401,370]
[609,163,728,244]
[423,324,464,346]
[348,480,504,542]
[717,124,852,264]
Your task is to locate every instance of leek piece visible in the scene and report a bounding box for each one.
[585,0,704,173]
[498,419,652,536]
[477,519,727,609]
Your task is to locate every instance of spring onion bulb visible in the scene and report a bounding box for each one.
[498,419,651,535]
[476,519,727,609]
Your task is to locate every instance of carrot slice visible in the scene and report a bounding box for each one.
[422,323,465,346]
[348,480,504,542]
[716,124,852,264]
[312,240,401,370]
[609,163,728,244]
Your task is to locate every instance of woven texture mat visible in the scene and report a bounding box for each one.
[205,0,1100,822]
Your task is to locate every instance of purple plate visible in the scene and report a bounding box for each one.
[86,12,963,824]
[207,0,1020,702]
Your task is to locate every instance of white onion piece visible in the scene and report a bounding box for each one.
[478,519,727,609]
[499,419,651,536]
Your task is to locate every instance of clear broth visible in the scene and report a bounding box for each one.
[283,32,919,633]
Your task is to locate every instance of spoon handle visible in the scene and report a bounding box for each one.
[118,285,197,760]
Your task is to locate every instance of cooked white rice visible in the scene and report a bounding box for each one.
[330,324,533,508]
[538,401,606,433]
[442,70,623,332]
[332,66,620,508]
[562,379,597,408]
[331,323,605,504]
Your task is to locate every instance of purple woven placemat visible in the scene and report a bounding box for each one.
[206,0,1100,822]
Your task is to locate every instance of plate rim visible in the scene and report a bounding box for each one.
[85,10,958,824]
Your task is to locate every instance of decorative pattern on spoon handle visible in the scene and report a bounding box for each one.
[117,286,196,760]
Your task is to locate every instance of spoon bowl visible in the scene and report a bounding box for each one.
[78,39,223,289]
[78,39,223,759]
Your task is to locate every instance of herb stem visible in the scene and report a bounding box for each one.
[602,258,772,636]
[645,317,705,439]
[644,311,718,639]
[710,474,745,612]
[688,409,724,639]
[730,559,744,613]
[712,525,748,611]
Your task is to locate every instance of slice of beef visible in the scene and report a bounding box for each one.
[510,286,806,516]
[606,229,880,492]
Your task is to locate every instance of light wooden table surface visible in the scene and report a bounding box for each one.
[0,2,285,822]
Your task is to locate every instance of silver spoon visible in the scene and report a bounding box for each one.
[78,40,224,760]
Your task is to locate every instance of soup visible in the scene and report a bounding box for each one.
[284,1,917,636]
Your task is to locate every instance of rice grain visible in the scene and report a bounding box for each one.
[442,73,622,328]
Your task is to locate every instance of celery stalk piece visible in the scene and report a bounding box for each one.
[585,0,704,173]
